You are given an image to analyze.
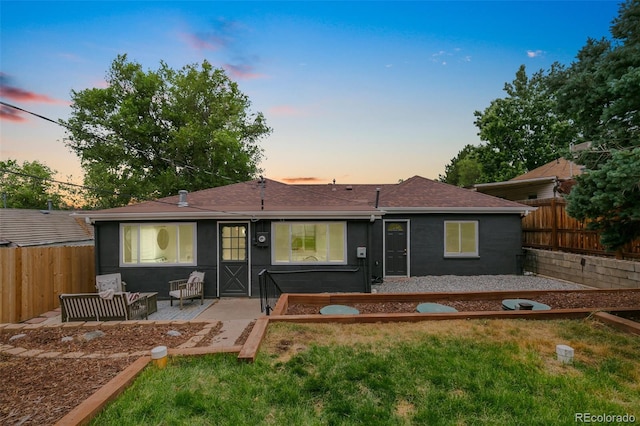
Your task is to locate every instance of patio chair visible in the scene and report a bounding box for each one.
[169,271,205,309]
[96,273,126,293]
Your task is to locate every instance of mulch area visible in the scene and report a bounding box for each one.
[0,321,253,426]
[285,290,640,315]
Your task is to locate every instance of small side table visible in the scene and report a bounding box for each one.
[141,292,158,315]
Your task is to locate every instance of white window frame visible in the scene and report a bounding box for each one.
[271,222,348,265]
[119,222,197,267]
[444,220,479,258]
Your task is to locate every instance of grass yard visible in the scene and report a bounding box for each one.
[92,319,639,425]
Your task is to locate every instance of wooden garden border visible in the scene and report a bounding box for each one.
[55,289,640,423]
[55,344,243,426]
[237,289,640,362]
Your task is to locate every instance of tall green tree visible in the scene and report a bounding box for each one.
[566,148,640,252]
[553,0,639,168]
[0,159,63,209]
[439,144,483,187]
[64,55,271,208]
[472,65,576,182]
[559,0,640,251]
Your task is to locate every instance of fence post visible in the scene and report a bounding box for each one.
[551,198,558,251]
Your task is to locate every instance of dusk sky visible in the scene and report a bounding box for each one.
[1,1,621,186]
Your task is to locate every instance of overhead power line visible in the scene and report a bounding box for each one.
[0,100,214,177]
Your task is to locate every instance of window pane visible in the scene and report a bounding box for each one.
[328,223,345,262]
[122,225,138,264]
[121,223,196,266]
[445,223,460,253]
[274,223,290,262]
[179,225,194,263]
[460,222,477,253]
[221,225,246,261]
[273,222,346,264]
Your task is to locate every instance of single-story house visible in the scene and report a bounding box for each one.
[77,176,534,298]
[473,158,582,201]
[0,208,94,247]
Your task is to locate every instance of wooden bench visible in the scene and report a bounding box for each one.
[59,293,148,322]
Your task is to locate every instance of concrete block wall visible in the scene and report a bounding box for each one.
[524,248,640,289]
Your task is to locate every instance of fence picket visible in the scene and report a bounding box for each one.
[0,246,95,323]
[521,199,640,259]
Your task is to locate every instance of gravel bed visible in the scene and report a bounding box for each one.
[371,274,586,294]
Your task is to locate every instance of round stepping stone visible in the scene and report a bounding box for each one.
[319,305,360,315]
[416,302,458,313]
[501,299,551,311]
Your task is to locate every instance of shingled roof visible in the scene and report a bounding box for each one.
[0,209,94,247]
[80,175,533,222]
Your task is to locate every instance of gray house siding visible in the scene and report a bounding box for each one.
[250,219,372,295]
[94,220,219,298]
[95,219,372,298]
[93,213,522,298]
[371,214,523,277]
[407,214,522,276]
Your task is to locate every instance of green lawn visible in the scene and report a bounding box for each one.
[92,319,640,425]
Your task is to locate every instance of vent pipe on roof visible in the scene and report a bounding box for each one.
[48,199,53,211]
[178,190,189,207]
[375,188,380,208]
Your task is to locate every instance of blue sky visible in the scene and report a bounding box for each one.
[0,1,621,185]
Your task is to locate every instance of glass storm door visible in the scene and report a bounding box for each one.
[219,223,249,296]
[385,221,408,276]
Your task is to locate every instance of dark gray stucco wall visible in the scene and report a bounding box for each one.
[248,219,371,295]
[95,219,372,298]
[93,213,522,297]
[387,214,523,276]
[94,220,219,298]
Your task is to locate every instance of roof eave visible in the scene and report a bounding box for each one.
[474,177,556,190]
[75,210,384,223]
[380,206,536,214]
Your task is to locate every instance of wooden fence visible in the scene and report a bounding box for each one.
[0,246,95,323]
[521,198,640,260]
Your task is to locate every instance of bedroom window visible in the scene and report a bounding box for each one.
[121,223,196,266]
[444,221,478,257]
[273,222,346,264]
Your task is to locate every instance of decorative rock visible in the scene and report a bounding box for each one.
[78,330,106,342]
[319,305,360,315]
[61,336,74,343]
[416,303,458,313]
[9,333,27,342]
[167,330,182,337]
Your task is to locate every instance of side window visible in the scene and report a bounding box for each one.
[444,221,478,257]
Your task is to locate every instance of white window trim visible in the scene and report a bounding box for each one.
[119,222,197,267]
[444,220,479,258]
[271,221,348,265]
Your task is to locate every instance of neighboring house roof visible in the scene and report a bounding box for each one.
[78,175,533,222]
[509,158,582,181]
[0,209,94,247]
[474,158,582,197]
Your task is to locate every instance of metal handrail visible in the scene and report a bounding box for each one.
[258,269,284,316]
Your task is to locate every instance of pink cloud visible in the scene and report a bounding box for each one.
[0,85,65,104]
[223,63,266,80]
[0,105,26,122]
[268,105,305,117]
[179,32,225,51]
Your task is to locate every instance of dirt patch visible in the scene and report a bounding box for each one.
[235,320,256,346]
[0,322,225,426]
[285,290,640,315]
